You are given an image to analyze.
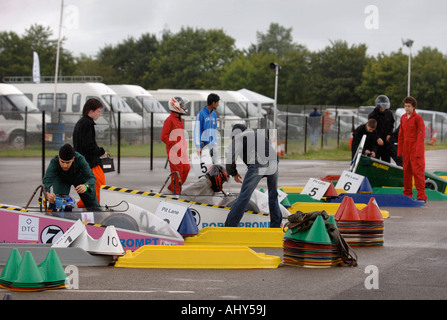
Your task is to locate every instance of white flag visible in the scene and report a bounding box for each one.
[32,51,40,83]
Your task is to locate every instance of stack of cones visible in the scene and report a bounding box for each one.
[334,196,384,247]
[0,249,66,291]
[283,215,343,268]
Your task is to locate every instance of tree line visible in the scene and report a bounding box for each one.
[1,23,447,112]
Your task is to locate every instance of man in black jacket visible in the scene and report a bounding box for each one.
[368,95,395,162]
[73,98,107,206]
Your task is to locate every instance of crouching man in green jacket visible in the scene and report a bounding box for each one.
[43,143,100,209]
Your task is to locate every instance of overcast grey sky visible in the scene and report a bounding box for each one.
[1,0,446,57]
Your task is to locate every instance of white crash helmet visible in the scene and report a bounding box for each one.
[168,96,188,114]
[375,95,390,110]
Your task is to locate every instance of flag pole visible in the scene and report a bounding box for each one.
[53,0,64,117]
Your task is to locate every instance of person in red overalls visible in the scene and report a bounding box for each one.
[161,97,190,194]
[397,96,427,202]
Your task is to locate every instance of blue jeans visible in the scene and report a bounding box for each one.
[224,161,282,228]
[310,127,319,146]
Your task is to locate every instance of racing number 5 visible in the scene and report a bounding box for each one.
[308,187,318,197]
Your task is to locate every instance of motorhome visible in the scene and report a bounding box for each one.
[12,82,144,143]
[396,108,447,141]
[147,89,246,133]
[108,84,169,138]
[0,83,50,148]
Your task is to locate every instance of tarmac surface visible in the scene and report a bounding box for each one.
[1,149,447,306]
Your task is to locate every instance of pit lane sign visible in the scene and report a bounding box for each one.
[335,170,365,193]
[301,178,331,200]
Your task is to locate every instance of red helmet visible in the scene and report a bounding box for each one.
[206,165,228,192]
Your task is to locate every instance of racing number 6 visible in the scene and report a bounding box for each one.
[343,181,352,191]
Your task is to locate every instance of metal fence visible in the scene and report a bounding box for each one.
[1,105,444,157]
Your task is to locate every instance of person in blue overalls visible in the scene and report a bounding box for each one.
[194,93,219,163]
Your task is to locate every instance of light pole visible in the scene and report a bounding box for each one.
[269,62,281,130]
[402,38,414,96]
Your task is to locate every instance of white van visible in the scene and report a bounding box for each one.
[212,90,263,129]
[147,89,245,133]
[0,83,50,148]
[13,82,144,143]
[396,108,447,140]
[237,88,273,116]
[108,84,169,137]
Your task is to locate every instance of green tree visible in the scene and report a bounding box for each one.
[96,33,158,85]
[74,54,117,81]
[143,27,238,89]
[280,46,312,105]
[356,50,408,109]
[219,51,278,97]
[309,40,368,106]
[249,23,297,58]
[412,47,447,112]
[0,24,75,80]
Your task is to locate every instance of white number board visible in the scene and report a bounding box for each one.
[191,148,213,178]
[335,170,365,193]
[301,178,331,200]
[154,201,188,230]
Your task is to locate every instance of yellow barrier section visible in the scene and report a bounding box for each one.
[115,245,281,269]
[280,186,346,194]
[184,227,285,247]
[288,202,390,219]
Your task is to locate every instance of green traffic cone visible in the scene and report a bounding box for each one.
[284,225,309,242]
[304,215,332,244]
[38,249,67,283]
[14,251,44,286]
[280,196,291,207]
[0,248,22,282]
[327,215,338,229]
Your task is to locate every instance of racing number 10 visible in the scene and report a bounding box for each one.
[107,236,119,247]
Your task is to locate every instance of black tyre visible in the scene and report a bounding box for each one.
[101,213,139,231]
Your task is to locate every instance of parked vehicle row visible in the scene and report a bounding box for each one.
[0,83,50,148]
[1,83,282,148]
[3,80,445,149]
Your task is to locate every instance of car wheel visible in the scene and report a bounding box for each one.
[9,133,25,149]
[101,213,139,231]
[425,178,438,191]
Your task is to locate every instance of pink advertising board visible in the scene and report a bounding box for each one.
[0,206,184,251]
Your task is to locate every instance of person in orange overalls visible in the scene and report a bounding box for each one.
[161,97,190,194]
[397,96,427,202]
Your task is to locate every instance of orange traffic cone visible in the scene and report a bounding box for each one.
[428,130,437,146]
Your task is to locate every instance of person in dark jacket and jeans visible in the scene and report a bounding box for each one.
[73,98,107,206]
[224,124,282,228]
